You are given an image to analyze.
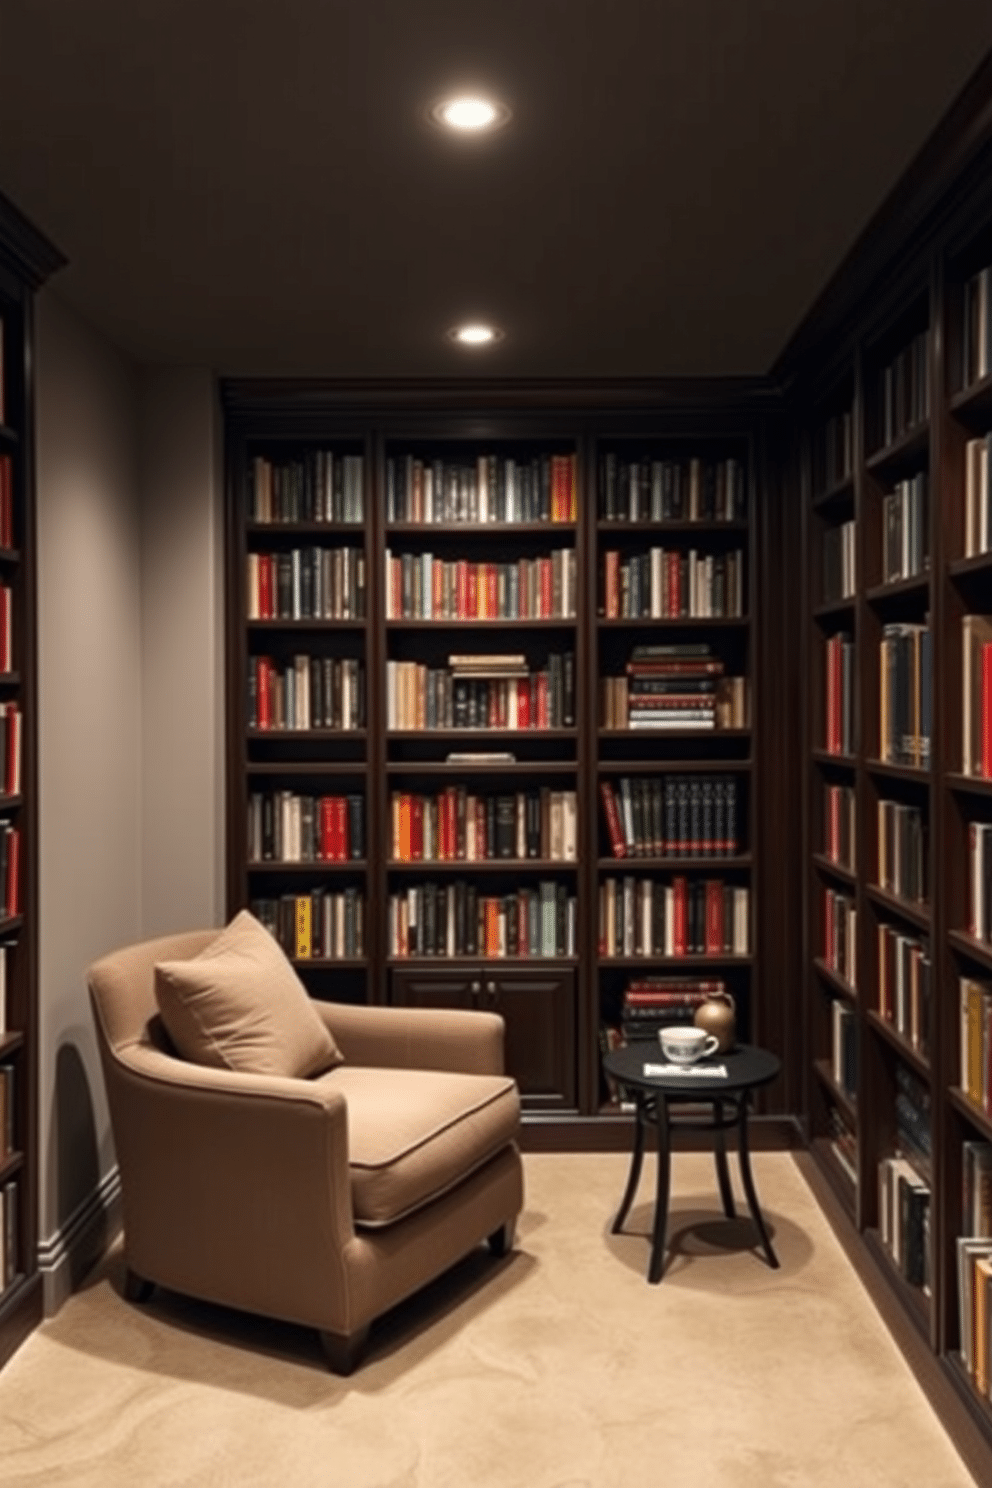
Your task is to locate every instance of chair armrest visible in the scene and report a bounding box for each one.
[105,1041,356,1330]
[314,1001,505,1075]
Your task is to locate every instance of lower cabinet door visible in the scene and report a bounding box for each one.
[390,966,577,1112]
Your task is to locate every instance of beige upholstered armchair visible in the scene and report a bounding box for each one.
[87,920,524,1372]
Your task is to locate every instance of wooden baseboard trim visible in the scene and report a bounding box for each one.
[0,1273,43,1371]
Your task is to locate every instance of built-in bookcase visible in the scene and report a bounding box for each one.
[0,195,62,1371]
[223,390,777,1137]
[798,138,992,1458]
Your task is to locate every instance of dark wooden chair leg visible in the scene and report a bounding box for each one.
[123,1268,155,1303]
[487,1219,516,1257]
[320,1324,370,1375]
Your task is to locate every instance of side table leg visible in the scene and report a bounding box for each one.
[712,1099,736,1218]
[648,1095,671,1284]
[611,1093,648,1234]
[736,1092,779,1269]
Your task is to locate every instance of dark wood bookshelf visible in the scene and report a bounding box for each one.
[865,573,932,605]
[949,930,992,973]
[947,772,992,798]
[814,1058,857,1125]
[0,190,63,1372]
[865,421,930,476]
[812,852,857,885]
[865,883,932,931]
[812,957,858,1002]
[596,853,752,870]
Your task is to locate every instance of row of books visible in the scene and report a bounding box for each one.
[824,633,855,755]
[831,1000,857,1101]
[878,926,931,1056]
[251,891,365,961]
[389,788,577,863]
[598,876,749,958]
[0,458,11,551]
[246,547,366,621]
[0,1062,13,1161]
[0,825,18,921]
[823,887,856,987]
[877,799,926,903]
[601,676,747,730]
[879,1153,931,1292]
[600,775,741,859]
[880,330,930,448]
[0,704,21,797]
[0,1180,16,1292]
[964,264,992,388]
[384,550,577,621]
[387,882,577,959]
[251,452,365,525]
[895,1063,932,1167]
[601,547,745,619]
[970,822,992,944]
[599,454,745,524]
[385,654,575,732]
[247,655,365,732]
[820,409,854,493]
[881,473,929,584]
[385,453,577,526]
[962,614,992,778]
[617,976,729,1041]
[960,976,992,1115]
[823,783,856,871]
[822,519,855,604]
[965,433,992,558]
[880,622,932,769]
[246,792,364,864]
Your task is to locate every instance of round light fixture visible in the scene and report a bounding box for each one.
[432,94,510,133]
[449,323,503,347]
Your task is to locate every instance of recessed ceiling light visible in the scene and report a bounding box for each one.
[432,95,510,132]
[449,323,503,347]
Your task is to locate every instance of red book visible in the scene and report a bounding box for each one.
[517,677,531,728]
[536,672,549,729]
[256,659,270,729]
[540,558,552,617]
[461,562,473,619]
[982,642,992,778]
[673,877,687,956]
[411,797,423,860]
[827,785,839,861]
[600,782,626,859]
[336,796,349,861]
[705,880,723,954]
[475,796,486,858]
[485,898,500,956]
[824,888,835,964]
[485,564,497,619]
[604,551,619,619]
[324,791,336,863]
[518,894,529,956]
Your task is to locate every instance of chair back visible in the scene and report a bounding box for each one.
[87,929,218,1055]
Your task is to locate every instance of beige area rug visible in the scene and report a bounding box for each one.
[0,1152,976,1488]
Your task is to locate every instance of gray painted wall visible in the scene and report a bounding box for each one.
[33,291,223,1302]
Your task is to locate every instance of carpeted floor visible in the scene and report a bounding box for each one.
[0,1152,977,1487]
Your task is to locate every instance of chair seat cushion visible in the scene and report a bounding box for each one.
[317,1066,519,1226]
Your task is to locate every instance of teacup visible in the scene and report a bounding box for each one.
[659,1025,720,1064]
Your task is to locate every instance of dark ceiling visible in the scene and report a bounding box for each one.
[1,0,991,379]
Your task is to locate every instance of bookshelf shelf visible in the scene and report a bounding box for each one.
[812,474,856,512]
[949,370,992,423]
[596,518,749,534]
[947,773,992,798]
[947,1086,992,1142]
[813,957,858,1002]
[813,598,856,622]
[812,852,857,886]
[597,854,753,870]
[814,1058,857,1124]
[600,953,754,968]
[245,761,369,778]
[949,931,992,974]
[865,574,931,605]
[866,759,932,784]
[387,522,578,537]
[0,425,17,447]
[863,1227,932,1334]
[812,748,857,769]
[597,616,750,630]
[948,552,992,581]
[865,1009,930,1077]
[865,883,931,930]
[866,422,930,475]
[596,756,753,773]
[388,858,578,874]
[386,955,581,969]
[383,618,576,631]
[0,1031,24,1058]
[0,1152,24,1187]
[247,618,365,632]
[247,860,368,874]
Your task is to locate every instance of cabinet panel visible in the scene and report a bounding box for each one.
[390,965,577,1111]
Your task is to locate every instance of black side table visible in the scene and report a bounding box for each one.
[602,1042,781,1283]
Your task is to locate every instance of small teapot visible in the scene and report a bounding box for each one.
[694,991,736,1053]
